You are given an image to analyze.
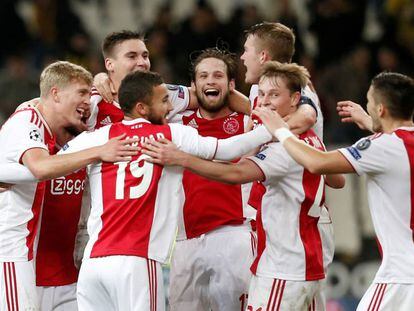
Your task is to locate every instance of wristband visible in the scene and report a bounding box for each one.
[274,128,294,143]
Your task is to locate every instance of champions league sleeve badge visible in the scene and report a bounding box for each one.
[29,129,42,142]
[356,138,371,150]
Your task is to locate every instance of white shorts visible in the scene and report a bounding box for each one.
[313,222,335,311]
[0,260,39,311]
[169,226,256,311]
[246,275,321,311]
[77,256,165,311]
[37,283,77,311]
[357,283,414,311]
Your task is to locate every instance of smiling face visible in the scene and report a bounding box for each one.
[240,35,263,84]
[257,76,299,118]
[106,39,151,87]
[146,83,173,125]
[193,57,234,113]
[53,79,91,133]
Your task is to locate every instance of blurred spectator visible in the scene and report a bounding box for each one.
[0,0,31,65]
[170,0,229,83]
[0,54,38,120]
[317,44,372,143]
[309,0,368,68]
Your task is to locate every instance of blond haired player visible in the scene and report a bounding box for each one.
[0,61,138,311]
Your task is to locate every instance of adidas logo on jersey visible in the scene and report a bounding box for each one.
[100,116,112,126]
[188,118,198,129]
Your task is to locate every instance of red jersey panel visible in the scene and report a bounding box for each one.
[36,162,86,286]
[181,112,247,238]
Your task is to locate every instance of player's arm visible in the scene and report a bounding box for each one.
[337,100,373,132]
[143,139,263,184]
[228,89,251,115]
[0,163,37,183]
[254,107,354,175]
[285,102,317,135]
[22,134,138,180]
[93,72,116,102]
[324,174,346,189]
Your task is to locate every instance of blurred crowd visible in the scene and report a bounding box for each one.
[0,0,413,144]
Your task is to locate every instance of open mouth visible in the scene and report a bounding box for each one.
[76,108,88,124]
[204,88,220,99]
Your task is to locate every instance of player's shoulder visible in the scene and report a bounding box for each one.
[3,107,42,129]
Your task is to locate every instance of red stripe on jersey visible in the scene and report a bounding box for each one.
[299,130,325,280]
[367,284,381,311]
[25,182,46,261]
[395,130,414,241]
[90,122,172,258]
[248,181,266,210]
[3,263,12,311]
[11,263,18,311]
[250,205,266,275]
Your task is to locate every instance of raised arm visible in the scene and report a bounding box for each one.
[93,72,115,102]
[286,103,317,135]
[254,107,355,175]
[337,101,373,132]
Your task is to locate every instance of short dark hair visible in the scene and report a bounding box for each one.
[119,71,163,114]
[245,22,295,63]
[190,47,237,81]
[371,72,414,120]
[102,30,144,58]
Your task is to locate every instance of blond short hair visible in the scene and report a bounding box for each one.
[260,61,310,93]
[40,61,93,98]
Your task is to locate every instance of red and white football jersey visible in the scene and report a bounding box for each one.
[88,84,190,130]
[248,129,325,281]
[339,128,414,283]
[176,110,255,239]
[0,108,55,261]
[36,160,86,286]
[61,119,219,264]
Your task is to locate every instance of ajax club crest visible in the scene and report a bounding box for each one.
[223,117,240,134]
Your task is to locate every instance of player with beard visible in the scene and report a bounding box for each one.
[57,70,273,311]
[0,61,138,311]
[167,48,256,311]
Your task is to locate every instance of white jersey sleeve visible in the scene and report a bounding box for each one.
[0,163,36,183]
[0,110,49,164]
[169,123,217,159]
[167,84,190,120]
[247,142,292,180]
[215,125,272,160]
[59,126,111,155]
[338,135,389,175]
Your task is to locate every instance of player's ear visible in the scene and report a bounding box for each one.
[135,101,149,116]
[105,58,114,72]
[378,102,386,117]
[50,86,59,102]
[291,91,301,108]
[260,50,270,64]
[229,79,235,91]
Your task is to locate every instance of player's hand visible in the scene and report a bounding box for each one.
[337,101,373,132]
[94,72,116,103]
[253,107,288,135]
[141,138,186,166]
[15,98,40,111]
[0,182,13,192]
[98,134,140,162]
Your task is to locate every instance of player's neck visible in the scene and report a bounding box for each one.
[382,118,414,133]
[36,100,58,136]
[198,106,233,120]
[109,74,120,102]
